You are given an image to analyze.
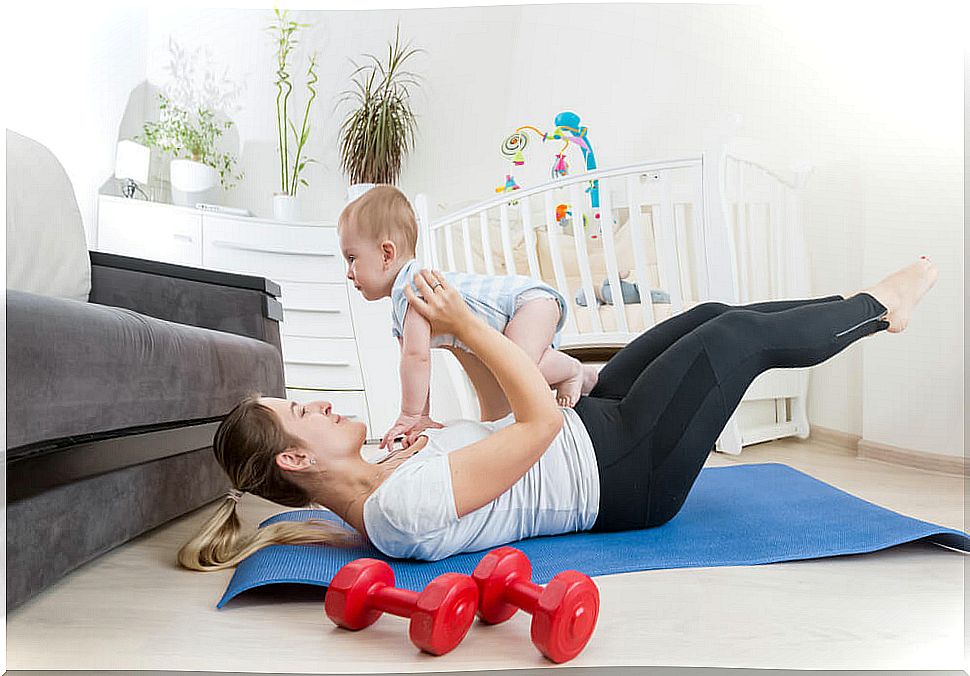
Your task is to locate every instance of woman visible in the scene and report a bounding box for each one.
[179,258,938,569]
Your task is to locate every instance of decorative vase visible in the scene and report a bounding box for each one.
[170,159,219,206]
[346,183,376,202]
[273,193,301,222]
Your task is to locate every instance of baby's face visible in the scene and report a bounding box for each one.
[339,226,389,300]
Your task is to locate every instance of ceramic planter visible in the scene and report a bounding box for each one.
[346,183,376,202]
[170,159,218,206]
[273,193,301,222]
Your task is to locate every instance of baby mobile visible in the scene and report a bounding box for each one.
[496,111,602,237]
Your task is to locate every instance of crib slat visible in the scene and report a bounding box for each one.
[428,226,440,268]
[735,161,750,303]
[479,211,495,276]
[461,217,474,273]
[569,183,602,333]
[690,165,710,301]
[674,202,693,302]
[785,186,801,298]
[655,171,685,313]
[498,202,516,275]
[543,191,576,334]
[444,222,457,272]
[625,175,656,330]
[768,176,784,299]
[519,197,541,280]
[598,186,628,333]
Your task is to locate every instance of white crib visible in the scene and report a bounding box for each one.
[414,148,812,454]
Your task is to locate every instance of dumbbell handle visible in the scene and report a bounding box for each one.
[369,584,420,617]
[503,578,541,614]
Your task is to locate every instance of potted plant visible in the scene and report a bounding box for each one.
[338,25,422,202]
[139,39,242,205]
[268,8,319,222]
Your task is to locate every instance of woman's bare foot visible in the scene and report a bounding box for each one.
[854,257,938,333]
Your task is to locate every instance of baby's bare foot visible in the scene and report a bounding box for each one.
[555,359,584,408]
[858,257,938,333]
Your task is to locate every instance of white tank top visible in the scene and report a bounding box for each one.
[362,408,600,561]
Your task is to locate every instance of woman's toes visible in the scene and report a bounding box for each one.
[880,258,938,333]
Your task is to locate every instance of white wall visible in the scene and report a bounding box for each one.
[9,3,962,458]
[764,3,965,457]
[5,6,150,247]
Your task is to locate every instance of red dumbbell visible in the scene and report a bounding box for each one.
[324,558,479,655]
[472,547,599,663]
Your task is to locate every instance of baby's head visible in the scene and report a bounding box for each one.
[337,185,418,301]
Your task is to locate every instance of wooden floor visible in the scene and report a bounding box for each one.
[5,438,966,672]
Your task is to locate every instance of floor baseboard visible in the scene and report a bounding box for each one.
[808,426,860,454]
[857,438,967,477]
[810,425,966,476]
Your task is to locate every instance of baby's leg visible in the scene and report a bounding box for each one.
[504,298,597,407]
[449,347,512,421]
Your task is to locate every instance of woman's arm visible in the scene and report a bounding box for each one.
[403,270,562,517]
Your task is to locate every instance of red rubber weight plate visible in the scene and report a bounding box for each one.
[472,547,532,624]
[325,558,394,630]
[410,573,479,655]
[531,571,600,663]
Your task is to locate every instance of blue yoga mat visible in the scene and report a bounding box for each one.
[218,463,967,608]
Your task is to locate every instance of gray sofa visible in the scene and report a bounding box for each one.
[6,131,286,610]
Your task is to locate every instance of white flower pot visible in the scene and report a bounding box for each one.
[170,159,219,206]
[273,194,301,222]
[347,183,376,202]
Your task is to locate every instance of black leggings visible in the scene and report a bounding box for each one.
[573,293,889,532]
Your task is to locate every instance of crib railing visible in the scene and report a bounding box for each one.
[415,157,711,350]
[415,149,812,453]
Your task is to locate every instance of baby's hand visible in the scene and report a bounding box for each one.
[380,413,444,450]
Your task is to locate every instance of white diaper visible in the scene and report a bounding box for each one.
[514,288,562,314]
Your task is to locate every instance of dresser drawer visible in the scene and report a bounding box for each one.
[202,218,345,283]
[286,388,370,429]
[282,336,363,389]
[98,196,202,267]
[279,282,354,339]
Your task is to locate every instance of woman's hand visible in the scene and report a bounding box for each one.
[403,269,481,339]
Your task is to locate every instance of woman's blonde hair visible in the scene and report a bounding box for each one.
[338,184,418,258]
[178,394,354,571]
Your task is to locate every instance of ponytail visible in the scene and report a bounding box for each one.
[178,494,354,571]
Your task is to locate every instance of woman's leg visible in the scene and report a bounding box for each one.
[581,258,937,532]
[585,292,890,531]
[589,295,844,400]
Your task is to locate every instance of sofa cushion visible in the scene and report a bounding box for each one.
[6,130,92,303]
[6,290,285,454]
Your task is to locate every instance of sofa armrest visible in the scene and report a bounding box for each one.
[88,251,283,351]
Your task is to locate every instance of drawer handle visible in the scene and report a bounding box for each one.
[287,360,352,367]
[284,307,342,314]
[212,240,337,257]
[172,234,194,242]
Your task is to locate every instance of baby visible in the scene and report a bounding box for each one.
[338,185,599,449]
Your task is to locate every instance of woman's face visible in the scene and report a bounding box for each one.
[259,397,367,462]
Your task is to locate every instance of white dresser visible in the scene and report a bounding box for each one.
[96,195,403,438]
